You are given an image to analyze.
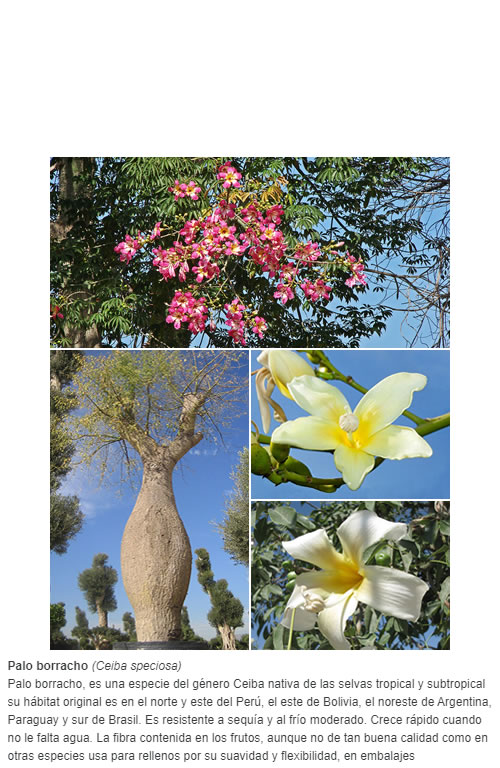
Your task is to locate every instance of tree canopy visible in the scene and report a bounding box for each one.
[195,547,245,650]
[50,157,449,349]
[72,349,247,480]
[215,447,249,567]
[77,553,118,627]
[50,350,84,554]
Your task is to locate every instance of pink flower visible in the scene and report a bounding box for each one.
[293,242,321,264]
[115,234,140,264]
[274,283,295,305]
[185,181,201,200]
[217,162,242,188]
[251,316,268,339]
[149,222,162,241]
[170,180,187,200]
[51,304,64,321]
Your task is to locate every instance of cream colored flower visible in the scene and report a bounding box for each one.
[271,373,432,490]
[254,350,314,433]
[281,509,429,649]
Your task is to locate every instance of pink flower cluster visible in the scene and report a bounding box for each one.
[115,163,368,344]
[344,252,367,288]
[166,291,208,334]
[224,299,268,345]
[169,180,201,201]
[114,223,162,264]
[51,303,64,321]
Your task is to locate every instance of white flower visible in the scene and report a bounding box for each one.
[281,509,429,650]
[254,350,314,433]
[271,373,432,490]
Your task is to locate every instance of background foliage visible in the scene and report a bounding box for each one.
[252,500,450,650]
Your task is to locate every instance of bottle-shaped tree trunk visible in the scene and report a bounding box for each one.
[120,451,193,642]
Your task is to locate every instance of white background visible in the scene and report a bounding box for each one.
[2,1,499,764]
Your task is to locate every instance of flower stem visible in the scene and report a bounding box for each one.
[287,607,296,650]
[252,407,449,493]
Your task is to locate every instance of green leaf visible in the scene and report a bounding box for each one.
[272,624,285,650]
[439,576,450,606]
[269,505,297,527]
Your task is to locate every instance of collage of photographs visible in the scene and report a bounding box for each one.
[50,157,450,653]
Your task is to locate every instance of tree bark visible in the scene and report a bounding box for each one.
[51,157,102,348]
[96,602,108,628]
[218,624,237,650]
[121,452,194,642]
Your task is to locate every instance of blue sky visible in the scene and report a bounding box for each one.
[51,352,250,642]
[251,349,450,500]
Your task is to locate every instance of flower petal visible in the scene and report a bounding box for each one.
[356,565,429,621]
[337,508,408,567]
[362,425,433,459]
[317,592,359,650]
[297,564,362,595]
[334,444,375,491]
[353,373,428,440]
[287,375,351,422]
[271,416,342,450]
[283,529,346,571]
[268,350,314,398]
[255,368,275,433]
[280,584,318,631]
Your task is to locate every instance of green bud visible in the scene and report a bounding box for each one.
[375,549,391,567]
[284,456,312,477]
[251,443,272,476]
[270,441,290,463]
[305,350,322,364]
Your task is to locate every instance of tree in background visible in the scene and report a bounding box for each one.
[71,605,130,650]
[180,606,206,645]
[71,606,91,649]
[194,548,244,650]
[50,603,77,649]
[215,447,249,567]
[50,350,84,554]
[122,612,137,642]
[252,500,450,650]
[72,350,246,642]
[51,157,449,349]
[77,553,118,627]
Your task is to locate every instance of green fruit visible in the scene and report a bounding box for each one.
[375,549,391,567]
[251,443,272,475]
[284,456,312,477]
[270,441,290,463]
[286,571,297,582]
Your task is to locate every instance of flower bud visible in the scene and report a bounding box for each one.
[251,443,272,476]
[258,350,314,398]
[270,441,290,463]
[284,456,312,478]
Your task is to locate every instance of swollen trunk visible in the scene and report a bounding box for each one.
[121,461,192,642]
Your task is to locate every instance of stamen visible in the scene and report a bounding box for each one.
[339,411,359,434]
[302,589,326,614]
